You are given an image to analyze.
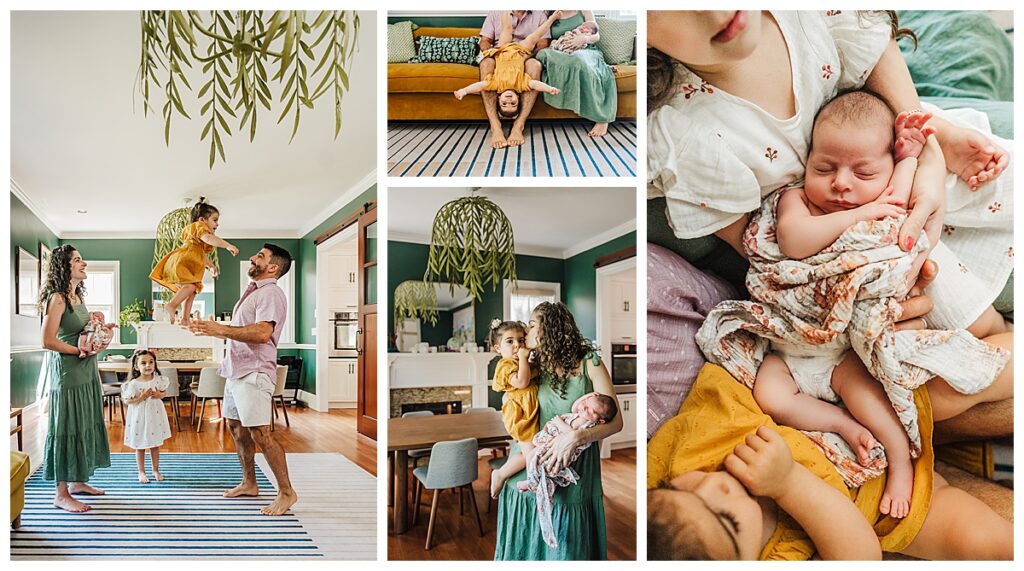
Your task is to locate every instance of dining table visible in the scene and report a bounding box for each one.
[97,360,221,374]
[388,409,510,534]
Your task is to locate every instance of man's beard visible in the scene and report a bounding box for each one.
[247,263,261,278]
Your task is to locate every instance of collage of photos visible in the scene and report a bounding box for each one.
[4,6,1015,565]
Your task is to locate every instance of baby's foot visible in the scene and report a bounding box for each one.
[490,470,506,499]
[153,471,165,482]
[838,421,878,466]
[138,472,150,484]
[879,456,914,519]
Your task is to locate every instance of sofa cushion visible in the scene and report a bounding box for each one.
[595,17,636,65]
[387,21,417,63]
[411,36,480,65]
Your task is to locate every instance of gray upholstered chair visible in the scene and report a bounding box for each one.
[193,368,226,432]
[157,362,181,432]
[411,437,483,550]
[100,369,124,423]
[402,410,434,467]
[270,364,289,431]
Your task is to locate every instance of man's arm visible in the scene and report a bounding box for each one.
[188,317,273,344]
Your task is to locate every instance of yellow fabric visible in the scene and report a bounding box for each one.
[481,44,533,93]
[10,451,29,526]
[149,220,214,293]
[647,364,933,560]
[493,357,540,441]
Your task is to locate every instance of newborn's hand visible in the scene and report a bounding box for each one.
[939,124,1009,191]
[723,426,795,500]
[854,196,905,222]
[893,111,934,162]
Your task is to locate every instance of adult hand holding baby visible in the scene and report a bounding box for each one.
[895,259,938,331]
[538,428,585,473]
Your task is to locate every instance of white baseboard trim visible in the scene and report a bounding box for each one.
[328,402,357,409]
[298,389,326,412]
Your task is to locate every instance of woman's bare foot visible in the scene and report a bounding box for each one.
[53,494,91,513]
[879,456,914,519]
[491,129,508,149]
[490,470,508,499]
[507,125,526,146]
[260,489,298,516]
[138,472,150,484]
[153,471,165,482]
[223,482,260,498]
[588,122,609,137]
[68,482,105,495]
[838,421,878,466]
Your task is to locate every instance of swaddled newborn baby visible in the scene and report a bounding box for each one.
[550,21,598,53]
[78,311,114,357]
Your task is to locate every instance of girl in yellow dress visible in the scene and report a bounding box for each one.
[149,198,238,325]
[487,319,539,498]
[454,11,562,119]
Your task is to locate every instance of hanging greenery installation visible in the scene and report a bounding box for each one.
[138,10,361,168]
[425,192,517,301]
[393,280,439,326]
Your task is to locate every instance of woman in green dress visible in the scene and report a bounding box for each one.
[494,302,623,560]
[39,245,111,512]
[536,10,618,137]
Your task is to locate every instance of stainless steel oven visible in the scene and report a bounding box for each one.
[329,310,359,358]
[610,343,636,385]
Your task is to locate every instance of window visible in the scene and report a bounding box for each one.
[240,261,296,344]
[83,261,119,343]
[503,280,561,323]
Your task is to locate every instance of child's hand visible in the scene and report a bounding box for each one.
[226,244,239,256]
[893,111,934,162]
[210,265,220,278]
[454,89,467,101]
[938,123,1009,191]
[853,194,905,223]
[723,426,795,500]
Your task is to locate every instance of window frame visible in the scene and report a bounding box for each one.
[82,260,120,344]
[502,279,562,323]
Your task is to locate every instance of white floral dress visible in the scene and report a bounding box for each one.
[648,10,1013,330]
[122,377,172,450]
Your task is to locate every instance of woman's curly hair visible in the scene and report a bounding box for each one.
[648,10,918,113]
[530,302,596,397]
[191,196,220,222]
[130,349,162,380]
[38,244,85,313]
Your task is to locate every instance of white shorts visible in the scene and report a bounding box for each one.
[222,372,274,427]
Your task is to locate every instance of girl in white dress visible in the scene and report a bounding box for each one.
[122,349,172,483]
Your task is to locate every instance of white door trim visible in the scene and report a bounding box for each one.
[313,224,359,413]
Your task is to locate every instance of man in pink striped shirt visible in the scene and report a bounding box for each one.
[189,244,297,516]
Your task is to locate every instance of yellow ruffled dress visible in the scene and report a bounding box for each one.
[647,364,934,560]
[493,357,540,441]
[149,221,214,293]
[481,43,534,93]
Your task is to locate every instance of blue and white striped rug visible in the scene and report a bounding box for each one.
[387,120,637,177]
[11,453,375,560]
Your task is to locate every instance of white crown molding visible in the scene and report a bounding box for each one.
[297,170,377,238]
[60,230,301,240]
[562,219,636,259]
[11,178,63,238]
[389,233,563,260]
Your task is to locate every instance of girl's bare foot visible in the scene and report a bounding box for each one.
[166,303,178,325]
[588,122,609,137]
[153,471,165,482]
[53,495,91,513]
[68,482,105,495]
[224,482,260,498]
[490,470,507,499]
[179,316,191,327]
[879,456,914,519]
[837,419,878,466]
[138,472,150,484]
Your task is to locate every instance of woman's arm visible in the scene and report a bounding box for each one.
[41,295,82,356]
[539,359,623,471]
[714,215,749,258]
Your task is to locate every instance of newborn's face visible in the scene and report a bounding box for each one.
[804,120,894,213]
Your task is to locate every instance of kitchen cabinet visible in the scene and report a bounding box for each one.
[328,253,358,309]
[327,358,358,406]
[608,277,636,342]
[601,392,637,457]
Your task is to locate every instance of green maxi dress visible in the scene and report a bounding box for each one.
[536,12,618,123]
[43,298,111,482]
[494,354,607,560]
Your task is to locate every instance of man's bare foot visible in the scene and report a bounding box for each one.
[223,482,260,498]
[588,122,609,138]
[838,422,878,466]
[53,495,91,513]
[138,472,150,484]
[879,456,914,519]
[68,482,105,495]
[153,471,165,482]
[260,489,298,516]
[490,470,508,499]
[490,129,508,149]
[507,125,525,147]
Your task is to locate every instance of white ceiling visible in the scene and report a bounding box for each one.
[10,10,377,239]
[388,187,636,259]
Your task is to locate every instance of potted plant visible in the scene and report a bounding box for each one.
[119,299,148,328]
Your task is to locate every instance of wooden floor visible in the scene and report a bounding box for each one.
[16,400,377,476]
[388,448,637,561]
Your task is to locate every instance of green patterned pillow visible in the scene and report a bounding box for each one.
[387,21,417,63]
[410,35,480,65]
[595,17,636,65]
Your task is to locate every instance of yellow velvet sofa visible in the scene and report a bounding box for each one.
[388,27,636,121]
[11,451,29,529]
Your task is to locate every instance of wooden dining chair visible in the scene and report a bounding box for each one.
[411,437,483,550]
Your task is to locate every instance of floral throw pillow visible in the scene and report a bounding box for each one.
[410,36,480,65]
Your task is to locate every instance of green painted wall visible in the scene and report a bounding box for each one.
[387,15,485,28]
[563,231,636,341]
[387,241,565,347]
